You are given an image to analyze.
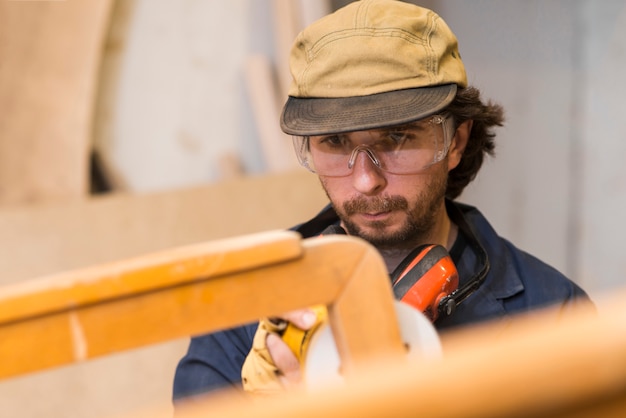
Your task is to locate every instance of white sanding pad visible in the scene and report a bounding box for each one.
[303,300,441,389]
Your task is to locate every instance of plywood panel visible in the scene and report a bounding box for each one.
[0,0,113,205]
[0,170,327,284]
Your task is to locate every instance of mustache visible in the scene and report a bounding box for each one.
[343,195,408,216]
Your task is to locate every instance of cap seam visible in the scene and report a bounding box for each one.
[309,28,428,57]
[354,0,371,28]
[425,11,438,85]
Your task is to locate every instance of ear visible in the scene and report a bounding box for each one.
[447,119,472,172]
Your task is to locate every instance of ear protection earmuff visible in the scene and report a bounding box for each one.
[320,225,460,323]
[390,244,459,322]
[278,212,488,364]
[319,200,490,323]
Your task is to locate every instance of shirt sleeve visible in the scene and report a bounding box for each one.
[172,322,257,402]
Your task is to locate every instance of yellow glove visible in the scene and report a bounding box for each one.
[280,305,328,363]
[241,305,327,395]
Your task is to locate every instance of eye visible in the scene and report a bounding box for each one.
[314,134,349,150]
[380,130,412,148]
[322,135,342,145]
[388,130,409,143]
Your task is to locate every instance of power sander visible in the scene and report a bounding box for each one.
[276,225,459,388]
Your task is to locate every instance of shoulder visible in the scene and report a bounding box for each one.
[467,204,586,297]
[440,202,591,329]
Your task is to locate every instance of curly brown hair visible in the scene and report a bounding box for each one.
[445,86,505,199]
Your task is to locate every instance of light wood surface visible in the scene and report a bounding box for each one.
[0,231,404,380]
[0,0,113,205]
[244,54,296,172]
[0,170,328,284]
[175,295,618,418]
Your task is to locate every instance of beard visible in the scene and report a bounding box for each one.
[322,169,448,251]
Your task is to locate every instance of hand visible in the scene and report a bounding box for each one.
[241,307,322,394]
[266,309,319,388]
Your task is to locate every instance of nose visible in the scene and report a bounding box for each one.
[350,148,387,195]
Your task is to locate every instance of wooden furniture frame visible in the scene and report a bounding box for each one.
[0,229,623,418]
[0,230,405,381]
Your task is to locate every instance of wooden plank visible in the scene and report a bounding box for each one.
[271,0,301,98]
[91,0,138,191]
[0,231,303,325]
[244,55,297,172]
[173,295,621,418]
[0,232,404,380]
[0,0,113,205]
[0,170,328,284]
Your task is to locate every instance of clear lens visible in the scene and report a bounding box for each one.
[292,115,454,177]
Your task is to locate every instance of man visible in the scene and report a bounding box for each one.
[173,0,591,401]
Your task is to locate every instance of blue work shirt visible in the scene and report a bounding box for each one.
[172,200,591,401]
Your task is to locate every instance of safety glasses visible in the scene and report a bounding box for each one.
[292,115,455,177]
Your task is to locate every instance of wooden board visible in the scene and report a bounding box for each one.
[0,231,404,381]
[0,0,113,205]
[0,170,328,284]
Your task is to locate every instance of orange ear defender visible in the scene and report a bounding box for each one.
[390,244,459,322]
[317,225,460,322]
[278,226,461,362]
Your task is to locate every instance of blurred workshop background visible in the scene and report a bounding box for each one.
[0,1,624,417]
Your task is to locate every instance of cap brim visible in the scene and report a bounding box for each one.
[280,84,457,136]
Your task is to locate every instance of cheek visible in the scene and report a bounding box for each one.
[400,167,449,205]
[320,176,349,203]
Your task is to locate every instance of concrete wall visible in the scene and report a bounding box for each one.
[94,0,264,192]
[435,1,626,301]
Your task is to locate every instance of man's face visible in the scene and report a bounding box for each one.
[318,128,449,251]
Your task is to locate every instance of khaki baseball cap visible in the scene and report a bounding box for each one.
[280,0,467,136]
